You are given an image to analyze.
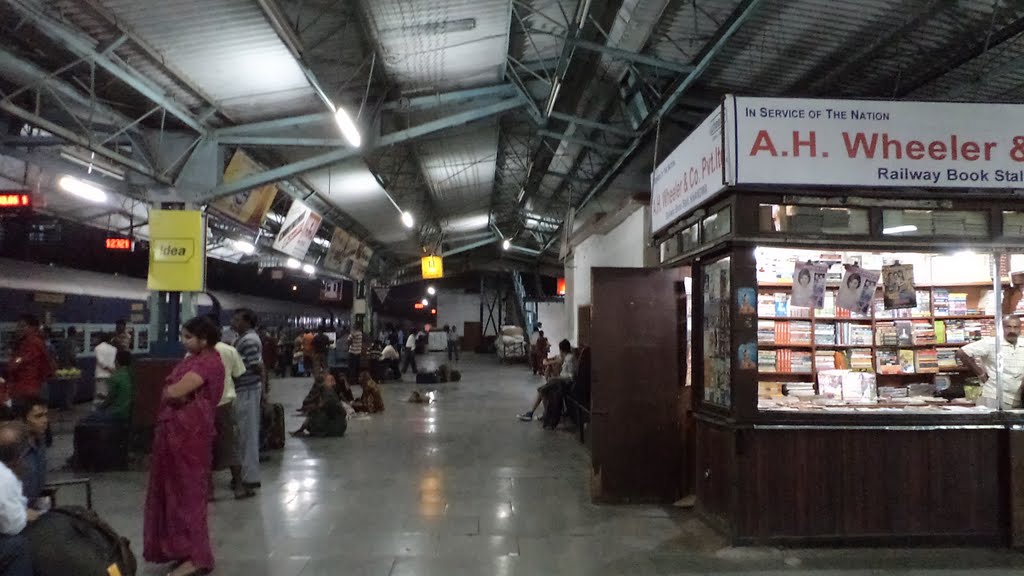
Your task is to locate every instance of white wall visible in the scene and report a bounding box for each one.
[567,206,651,343]
[436,289,480,333]
[536,301,568,346]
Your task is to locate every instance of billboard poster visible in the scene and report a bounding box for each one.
[271,200,321,259]
[324,227,373,280]
[725,96,1024,188]
[651,107,725,234]
[212,150,278,228]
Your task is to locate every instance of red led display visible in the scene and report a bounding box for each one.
[0,193,30,208]
[105,237,132,251]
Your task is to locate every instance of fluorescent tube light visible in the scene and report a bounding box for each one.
[882,225,917,235]
[334,106,361,148]
[401,211,414,228]
[286,258,301,269]
[58,175,107,203]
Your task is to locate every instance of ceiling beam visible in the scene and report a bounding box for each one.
[5,0,207,134]
[216,136,349,147]
[197,96,527,202]
[536,129,627,155]
[570,39,696,75]
[543,0,768,255]
[548,111,635,137]
[382,84,518,111]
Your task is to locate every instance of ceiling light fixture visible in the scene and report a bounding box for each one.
[334,105,361,148]
[427,286,436,295]
[286,258,301,269]
[58,175,107,203]
[401,211,415,228]
[882,225,917,235]
[232,239,256,254]
[421,298,429,306]
[502,239,511,250]
[302,264,316,275]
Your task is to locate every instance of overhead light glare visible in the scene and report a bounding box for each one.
[334,106,362,148]
[286,258,301,269]
[427,286,436,295]
[882,225,917,235]
[401,211,415,228]
[302,264,316,275]
[58,175,106,203]
[502,239,511,250]
[421,298,429,306]
[233,239,256,254]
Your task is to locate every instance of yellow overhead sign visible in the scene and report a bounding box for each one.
[421,255,443,279]
[147,209,206,292]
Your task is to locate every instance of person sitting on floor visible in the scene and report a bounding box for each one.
[291,374,347,438]
[518,339,575,423]
[0,421,32,576]
[352,371,384,414]
[380,343,400,381]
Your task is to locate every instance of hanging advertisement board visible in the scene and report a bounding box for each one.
[212,150,278,228]
[725,95,1024,188]
[650,107,725,234]
[272,200,321,259]
[147,209,206,291]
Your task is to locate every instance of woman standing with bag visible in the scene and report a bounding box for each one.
[143,316,225,576]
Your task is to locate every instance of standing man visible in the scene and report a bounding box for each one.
[956,314,1024,409]
[231,309,265,492]
[5,316,52,406]
[447,325,460,363]
[92,333,118,407]
[401,328,418,375]
[112,320,131,351]
[312,325,331,381]
[347,326,363,382]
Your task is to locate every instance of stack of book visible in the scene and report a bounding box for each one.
[757,320,776,343]
[815,351,837,371]
[899,349,916,373]
[911,320,936,345]
[791,351,813,373]
[907,383,936,397]
[820,292,837,318]
[949,293,969,315]
[785,382,816,397]
[876,322,900,346]
[943,319,967,343]
[789,321,812,344]
[757,293,777,316]
[937,348,960,369]
[877,349,901,374]
[849,349,874,370]
[914,348,939,373]
[758,350,777,372]
[875,296,893,319]
[964,318,994,341]
[934,289,950,316]
[814,322,836,345]
[773,293,789,317]
[913,291,931,317]
[878,386,909,399]
[837,323,874,345]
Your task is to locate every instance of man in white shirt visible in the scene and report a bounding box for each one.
[0,422,32,575]
[957,315,1024,409]
[401,330,418,375]
[518,339,575,423]
[93,333,118,406]
[212,339,252,500]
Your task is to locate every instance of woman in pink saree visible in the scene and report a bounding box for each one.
[144,316,225,576]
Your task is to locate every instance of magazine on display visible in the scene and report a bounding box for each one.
[792,261,828,308]
[837,266,880,314]
[882,263,917,310]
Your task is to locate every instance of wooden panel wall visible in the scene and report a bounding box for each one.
[696,419,735,532]
[734,428,1005,543]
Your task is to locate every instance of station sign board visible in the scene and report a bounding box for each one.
[147,209,206,292]
[650,109,725,234]
[723,96,1024,189]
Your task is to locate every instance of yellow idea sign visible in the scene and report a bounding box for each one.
[147,209,206,291]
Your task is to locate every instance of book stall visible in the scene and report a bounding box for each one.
[653,96,1024,545]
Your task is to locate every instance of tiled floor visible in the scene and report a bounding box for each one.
[45,353,1024,575]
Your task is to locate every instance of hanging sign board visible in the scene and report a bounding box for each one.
[421,256,443,279]
[272,200,321,259]
[724,95,1024,188]
[212,150,278,228]
[650,107,725,234]
[147,209,206,292]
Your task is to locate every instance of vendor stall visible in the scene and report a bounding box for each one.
[654,95,1024,546]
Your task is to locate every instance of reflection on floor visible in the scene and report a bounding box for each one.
[44,353,1024,575]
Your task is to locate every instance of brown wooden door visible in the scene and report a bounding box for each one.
[591,267,684,503]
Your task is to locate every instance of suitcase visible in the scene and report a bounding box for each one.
[261,402,286,451]
[73,422,129,471]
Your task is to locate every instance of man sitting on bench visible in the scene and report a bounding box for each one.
[517,339,574,422]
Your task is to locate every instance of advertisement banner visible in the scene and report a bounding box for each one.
[147,209,206,292]
[211,150,278,228]
[324,227,373,280]
[272,200,321,259]
[650,107,725,234]
[726,95,1024,188]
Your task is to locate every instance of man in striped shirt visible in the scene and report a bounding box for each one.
[231,309,265,491]
[347,328,363,382]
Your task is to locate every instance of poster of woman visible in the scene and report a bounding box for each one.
[882,263,917,309]
[792,261,828,308]
[838,267,881,314]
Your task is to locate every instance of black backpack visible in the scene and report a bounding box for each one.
[25,505,136,575]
